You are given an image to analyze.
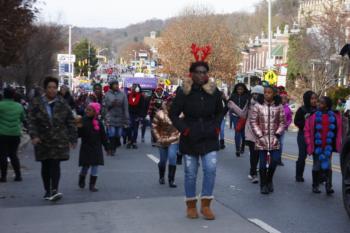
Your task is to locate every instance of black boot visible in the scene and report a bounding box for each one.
[11,158,22,181]
[89,176,98,192]
[267,167,276,193]
[325,169,334,195]
[79,174,86,189]
[220,139,225,150]
[168,165,177,188]
[236,144,240,157]
[0,159,7,182]
[259,169,269,194]
[110,137,117,155]
[241,142,245,154]
[295,161,305,182]
[312,170,321,194]
[176,153,183,165]
[116,137,121,148]
[158,163,165,184]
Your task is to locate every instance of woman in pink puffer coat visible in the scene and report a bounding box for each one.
[250,86,286,194]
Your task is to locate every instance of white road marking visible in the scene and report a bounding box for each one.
[147,154,160,164]
[248,218,281,233]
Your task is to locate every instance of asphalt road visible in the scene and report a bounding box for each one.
[0,128,349,233]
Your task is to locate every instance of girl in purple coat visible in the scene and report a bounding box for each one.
[277,92,293,166]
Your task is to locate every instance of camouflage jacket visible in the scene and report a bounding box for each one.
[28,96,78,161]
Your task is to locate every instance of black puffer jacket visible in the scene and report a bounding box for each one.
[294,91,317,131]
[78,117,109,166]
[170,78,224,156]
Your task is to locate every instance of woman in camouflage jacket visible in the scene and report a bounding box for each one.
[28,77,78,201]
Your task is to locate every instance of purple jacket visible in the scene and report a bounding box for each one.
[283,104,293,130]
[304,112,342,155]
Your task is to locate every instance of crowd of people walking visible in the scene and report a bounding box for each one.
[0,58,347,219]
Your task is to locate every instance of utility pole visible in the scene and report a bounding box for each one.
[88,42,91,79]
[268,0,272,68]
[68,25,72,89]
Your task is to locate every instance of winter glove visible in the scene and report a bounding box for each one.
[182,128,190,137]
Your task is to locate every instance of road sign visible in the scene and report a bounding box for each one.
[59,63,70,76]
[57,54,76,63]
[264,70,277,85]
[165,79,171,86]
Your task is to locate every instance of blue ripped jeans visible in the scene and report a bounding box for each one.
[159,143,178,167]
[184,152,217,199]
[80,166,98,176]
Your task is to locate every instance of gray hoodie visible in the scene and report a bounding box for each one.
[104,90,129,127]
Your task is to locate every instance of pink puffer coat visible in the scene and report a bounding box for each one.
[250,101,286,151]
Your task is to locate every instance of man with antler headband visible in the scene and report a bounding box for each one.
[170,44,224,220]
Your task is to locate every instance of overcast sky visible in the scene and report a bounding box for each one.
[38,0,262,28]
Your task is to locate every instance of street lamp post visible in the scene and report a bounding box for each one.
[267,0,272,68]
[68,25,73,89]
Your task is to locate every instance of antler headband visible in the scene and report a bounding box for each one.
[191,43,212,62]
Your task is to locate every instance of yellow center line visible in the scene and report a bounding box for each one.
[224,138,341,173]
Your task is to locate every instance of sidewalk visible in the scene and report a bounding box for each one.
[0,196,266,233]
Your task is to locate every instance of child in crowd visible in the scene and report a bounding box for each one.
[277,91,293,166]
[152,97,180,188]
[250,86,286,194]
[228,85,264,184]
[77,103,109,192]
[304,97,342,194]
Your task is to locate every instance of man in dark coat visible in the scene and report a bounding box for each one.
[169,61,224,220]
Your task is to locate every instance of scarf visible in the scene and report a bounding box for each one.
[128,93,141,106]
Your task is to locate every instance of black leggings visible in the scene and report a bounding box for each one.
[0,136,21,178]
[41,159,61,192]
[246,141,259,176]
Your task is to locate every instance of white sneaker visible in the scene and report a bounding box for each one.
[248,175,253,180]
[251,176,259,184]
[49,191,63,201]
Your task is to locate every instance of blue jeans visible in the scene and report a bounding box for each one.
[141,118,150,139]
[184,152,217,199]
[232,116,245,152]
[258,150,280,169]
[220,119,225,140]
[81,166,98,176]
[107,126,122,138]
[127,115,140,143]
[159,143,179,167]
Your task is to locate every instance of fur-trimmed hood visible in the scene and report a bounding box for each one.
[182,78,217,96]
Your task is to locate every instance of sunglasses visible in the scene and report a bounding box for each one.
[193,70,208,75]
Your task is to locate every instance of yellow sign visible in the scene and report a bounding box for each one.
[165,79,171,86]
[264,70,277,85]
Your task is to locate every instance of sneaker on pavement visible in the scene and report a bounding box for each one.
[251,176,259,184]
[43,191,51,200]
[49,190,63,202]
[248,175,253,180]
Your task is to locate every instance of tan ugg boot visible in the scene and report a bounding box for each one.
[200,198,215,220]
[186,199,199,219]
